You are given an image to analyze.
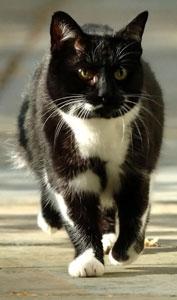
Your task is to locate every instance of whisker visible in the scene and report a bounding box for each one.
[121,106,134,154]
[66,93,85,96]
[119,51,141,61]
[92,40,103,62]
[124,103,150,151]
[85,107,91,119]
[137,116,150,151]
[125,92,162,107]
[42,99,84,132]
[82,50,92,63]
[141,89,161,99]
[42,98,84,118]
[41,105,56,118]
[125,99,162,123]
[59,99,84,110]
[71,102,85,117]
[77,105,86,119]
[140,97,162,107]
[124,103,133,112]
[120,59,138,65]
[53,102,85,148]
[133,120,143,148]
[52,95,84,104]
[54,118,65,148]
[117,41,138,58]
[133,103,162,126]
[42,109,59,130]
[119,108,125,144]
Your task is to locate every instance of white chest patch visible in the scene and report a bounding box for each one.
[61,105,140,207]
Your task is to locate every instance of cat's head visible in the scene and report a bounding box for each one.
[47,11,148,119]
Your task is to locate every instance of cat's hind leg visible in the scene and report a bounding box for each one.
[38,186,63,234]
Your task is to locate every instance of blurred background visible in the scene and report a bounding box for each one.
[0,1,177,297]
[0,0,177,223]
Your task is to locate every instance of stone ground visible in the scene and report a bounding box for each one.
[0,0,177,299]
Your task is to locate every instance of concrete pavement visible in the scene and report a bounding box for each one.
[0,0,177,299]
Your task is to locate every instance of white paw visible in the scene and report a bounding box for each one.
[102,233,117,254]
[109,243,141,266]
[68,248,104,277]
[37,212,58,234]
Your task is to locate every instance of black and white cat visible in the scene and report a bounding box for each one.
[17,11,164,277]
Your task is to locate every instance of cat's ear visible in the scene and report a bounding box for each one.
[119,11,148,42]
[50,11,84,51]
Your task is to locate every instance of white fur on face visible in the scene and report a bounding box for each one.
[84,103,103,111]
[68,248,104,277]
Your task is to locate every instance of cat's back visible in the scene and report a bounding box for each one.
[82,23,114,36]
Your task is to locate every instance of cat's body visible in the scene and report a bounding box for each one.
[17,11,164,277]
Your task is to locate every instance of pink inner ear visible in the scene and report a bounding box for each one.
[74,39,85,52]
[51,19,76,49]
[51,19,63,48]
[125,25,142,42]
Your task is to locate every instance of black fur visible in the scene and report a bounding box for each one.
[17,11,164,277]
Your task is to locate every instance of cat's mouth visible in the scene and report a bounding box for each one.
[85,103,103,111]
[62,95,138,119]
[84,96,135,119]
[68,99,131,119]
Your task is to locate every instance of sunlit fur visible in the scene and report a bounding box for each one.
[16,11,164,277]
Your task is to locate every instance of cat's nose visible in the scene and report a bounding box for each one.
[95,94,109,105]
[100,96,119,108]
[100,96,109,104]
[101,97,106,103]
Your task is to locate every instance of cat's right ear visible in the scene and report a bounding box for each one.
[118,11,149,42]
[50,11,84,51]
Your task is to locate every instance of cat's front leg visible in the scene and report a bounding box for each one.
[55,192,104,277]
[102,207,118,254]
[110,174,150,266]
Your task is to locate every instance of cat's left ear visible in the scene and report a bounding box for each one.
[50,11,84,51]
[119,11,149,42]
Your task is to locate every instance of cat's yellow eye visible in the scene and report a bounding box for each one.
[114,67,127,81]
[78,69,94,80]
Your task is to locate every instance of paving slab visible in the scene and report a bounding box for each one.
[0,170,177,299]
[0,222,177,299]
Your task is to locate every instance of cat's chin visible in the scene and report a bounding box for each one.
[75,107,123,119]
[93,109,122,119]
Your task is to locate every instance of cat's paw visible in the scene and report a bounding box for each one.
[68,249,104,277]
[109,243,142,266]
[102,233,117,254]
[37,212,58,234]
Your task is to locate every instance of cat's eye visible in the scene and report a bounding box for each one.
[78,69,94,80]
[114,67,127,81]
